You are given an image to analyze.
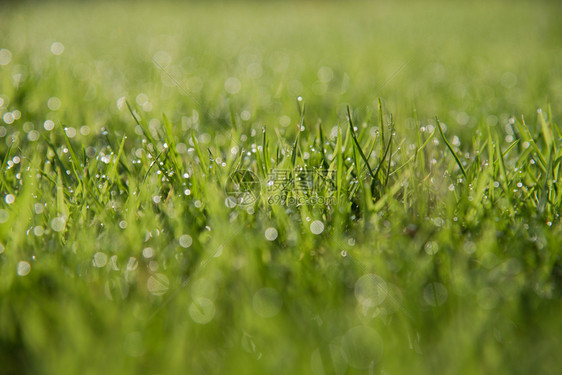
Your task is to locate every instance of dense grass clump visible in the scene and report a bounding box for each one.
[1,1,561,374]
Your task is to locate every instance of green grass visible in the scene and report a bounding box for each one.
[1,0,562,374]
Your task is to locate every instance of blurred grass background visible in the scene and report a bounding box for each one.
[2,0,561,135]
[1,0,561,374]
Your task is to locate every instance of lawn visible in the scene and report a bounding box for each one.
[1,0,561,374]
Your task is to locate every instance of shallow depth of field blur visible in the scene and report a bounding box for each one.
[1,0,562,374]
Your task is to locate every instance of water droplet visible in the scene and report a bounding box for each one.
[126,257,138,271]
[147,273,169,295]
[47,97,61,111]
[224,77,241,94]
[50,217,66,232]
[355,274,387,307]
[264,227,278,241]
[0,49,12,65]
[424,241,439,255]
[0,209,9,223]
[179,234,193,248]
[43,120,55,131]
[33,226,44,237]
[17,261,31,276]
[142,247,154,258]
[50,41,64,55]
[189,297,216,324]
[93,252,108,267]
[310,220,325,235]
[5,194,15,205]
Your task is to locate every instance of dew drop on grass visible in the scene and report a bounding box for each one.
[3,112,14,124]
[64,127,76,138]
[147,273,169,296]
[93,252,108,267]
[0,49,12,65]
[225,197,237,208]
[0,209,8,224]
[142,247,154,258]
[148,261,158,272]
[50,41,64,55]
[43,120,55,131]
[424,241,439,255]
[340,250,347,257]
[310,220,324,235]
[47,97,61,111]
[179,234,193,248]
[5,194,15,204]
[264,227,278,241]
[224,77,241,94]
[355,274,387,307]
[110,255,120,271]
[27,130,39,141]
[189,297,216,324]
[50,217,66,232]
[124,258,137,272]
[17,261,31,276]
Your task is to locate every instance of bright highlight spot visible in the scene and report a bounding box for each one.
[179,234,193,248]
[354,274,387,307]
[17,261,31,276]
[50,42,64,55]
[310,220,325,235]
[147,273,169,295]
[189,297,216,324]
[264,227,278,241]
